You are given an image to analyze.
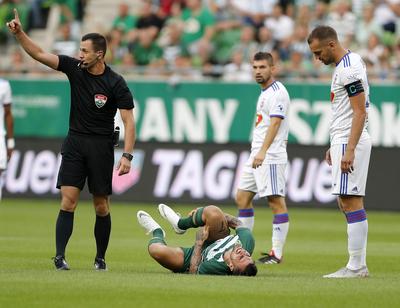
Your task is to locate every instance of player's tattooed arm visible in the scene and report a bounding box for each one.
[224,214,242,229]
[189,226,209,274]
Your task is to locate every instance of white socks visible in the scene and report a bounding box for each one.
[345,209,368,270]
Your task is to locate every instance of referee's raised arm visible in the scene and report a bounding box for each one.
[6,8,59,70]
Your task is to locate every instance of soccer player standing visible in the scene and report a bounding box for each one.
[7,9,136,271]
[236,52,290,264]
[308,25,371,278]
[0,78,14,201]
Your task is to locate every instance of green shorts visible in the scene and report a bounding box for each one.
[173,246,194,273]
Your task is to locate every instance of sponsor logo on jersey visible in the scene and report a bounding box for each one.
[255,114,262,127]
[330,92,335,102]
[94,94,108,108]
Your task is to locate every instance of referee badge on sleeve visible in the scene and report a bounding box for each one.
[94,94,108,108]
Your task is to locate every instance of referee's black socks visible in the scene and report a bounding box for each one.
[55,210,74,257]
[94,213,111,259]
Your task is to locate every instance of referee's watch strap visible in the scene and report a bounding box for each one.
[122,152,133,161]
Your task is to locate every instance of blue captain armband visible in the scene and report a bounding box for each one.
[345,80,364,97]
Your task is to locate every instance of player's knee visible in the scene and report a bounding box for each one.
[95,205,109,216]
[235,193,250,208]
[267,196,286,212]
[61,195,78,212]
[203,205,221,217]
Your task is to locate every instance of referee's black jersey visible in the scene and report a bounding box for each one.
[57,55,134,136]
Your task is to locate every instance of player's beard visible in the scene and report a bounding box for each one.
[255,75,271,85]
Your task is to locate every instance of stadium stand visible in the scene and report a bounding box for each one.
[1,0,399,81]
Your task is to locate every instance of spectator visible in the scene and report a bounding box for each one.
[230,25,258,64]
[257,26,275,53]
[52,22,79,57]
[158,19,190,69]
[373,0,400,34]
[284,44,313,80]
[131,28,164,67]
[355,3,383,49]
[209,0,242,65]
[264,3,294,43]
[112,2,137,34]
[136,0,165,39]
[326,0,356,47]
[180,0,215,65]
[222,48,252,82]
[231,0,277,29]
[309,1,329,29]
[105,28,129,65]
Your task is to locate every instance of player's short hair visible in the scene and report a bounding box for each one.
[253,51,274,66]
[232,262,258,277]
[307,25,338,44]
[82,33,107,57]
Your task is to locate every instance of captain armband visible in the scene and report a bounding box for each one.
[344,80,364,97]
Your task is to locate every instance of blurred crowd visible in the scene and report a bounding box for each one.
[1,0,400,82]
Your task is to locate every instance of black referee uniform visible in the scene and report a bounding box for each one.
[56,55,134,193]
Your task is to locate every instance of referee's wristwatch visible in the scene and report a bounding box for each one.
[122,152,133,161]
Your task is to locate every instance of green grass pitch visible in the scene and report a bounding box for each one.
[1,199,400,307]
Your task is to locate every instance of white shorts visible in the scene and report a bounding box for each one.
[331,138,371,196]
[0,136,6,170]
[238,158,286,197]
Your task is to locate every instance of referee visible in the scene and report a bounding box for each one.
[7,9,136,271]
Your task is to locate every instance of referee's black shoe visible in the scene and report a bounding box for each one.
[53,255,70,270]
[94,257,107,271]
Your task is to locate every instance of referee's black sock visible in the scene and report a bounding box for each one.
[94,213,111,259]
[55,210,74,257]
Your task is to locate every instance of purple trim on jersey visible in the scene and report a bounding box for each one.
[340,144,348,195]
[336,51,351,67]
[270,114,284,119]
[273,213,289,224]
[270,164,277,195]
[262,80,278,92]
[238,208,254,218]
[271,82,280,91]
[345,209,367,224]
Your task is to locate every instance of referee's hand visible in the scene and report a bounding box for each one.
[116,157,131,176]
[6,9,22,34]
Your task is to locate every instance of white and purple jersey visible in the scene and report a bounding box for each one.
[251,80,290,164]
[0,79,12,137]
[330,52,370,145]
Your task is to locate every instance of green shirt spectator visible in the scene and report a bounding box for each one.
[112,3,137,34]
[180,6,215,46]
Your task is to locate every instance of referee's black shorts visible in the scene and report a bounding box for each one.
[57,133,114,195]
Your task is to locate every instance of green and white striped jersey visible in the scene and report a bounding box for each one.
[198,228,254,275]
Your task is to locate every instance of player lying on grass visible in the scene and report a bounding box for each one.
[137,204,257,276]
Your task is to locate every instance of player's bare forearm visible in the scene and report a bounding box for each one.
[188,242,203,274]
[14,31,58,69]
[189,227,209,274]
[7,9,58,69]
[347,94,366,151]
[224,213,242,229]
[4,105,14,139]
[260,117,281,153]
[120,109,136,153]
[253,118,281,168]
